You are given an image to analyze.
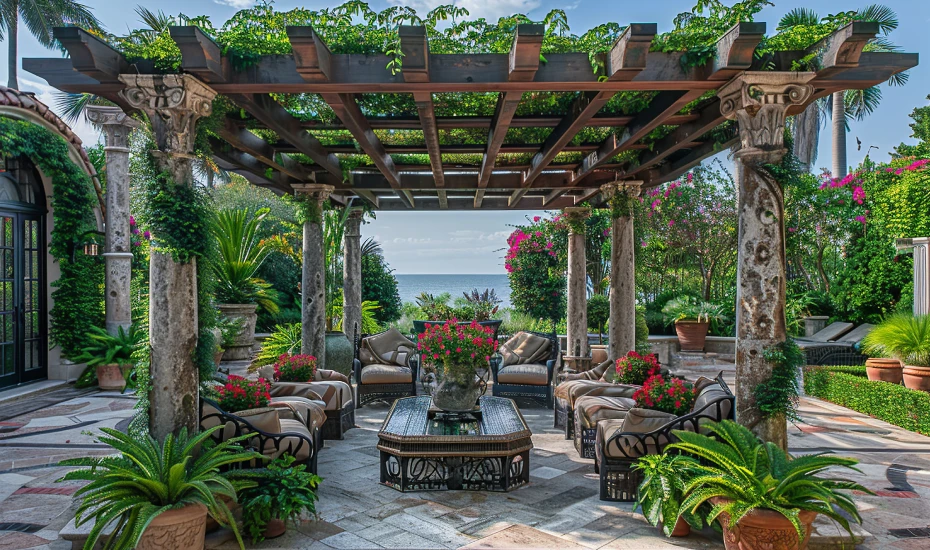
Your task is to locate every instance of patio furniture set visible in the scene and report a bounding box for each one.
[203,327,734,502]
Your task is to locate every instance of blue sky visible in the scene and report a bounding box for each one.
[2,0,927,274]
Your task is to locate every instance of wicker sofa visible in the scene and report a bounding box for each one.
[490,331,559,407]
[594,373,734,501]
[256,365,356,440]
[354,328,420,407]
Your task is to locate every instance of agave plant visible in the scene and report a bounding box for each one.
[58,426,262,550]
[862,314,930,367]
[667,420,870,540]
[212,208,280,314]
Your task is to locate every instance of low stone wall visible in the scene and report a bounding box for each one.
[648,335,736,370]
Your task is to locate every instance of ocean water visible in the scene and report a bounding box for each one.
[395,274,512,309]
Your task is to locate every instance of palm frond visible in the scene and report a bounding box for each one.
[778,8,820,30]
[855,4,898,35]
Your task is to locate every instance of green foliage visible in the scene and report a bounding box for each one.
[461,289,503,322]
[506,218,565,325]
[661,296,725,325]
[862,314,930,367]
[754,339,803,422]
[57,426,261,550]
[804,367,930,435]
[332,300,383,334]
[587,294,610,336]
[137,170,212,263]
[223,456,322,545]
[415,292,456,321]
[361,253,402,325]
[72,326,144,368]
[633,454,704,536]
[894,95,930,158]
[667,420,869,541]
[212,208,280,314]
[251,323,302,369]
[0,117,103,359]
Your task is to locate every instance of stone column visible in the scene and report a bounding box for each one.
[719,71,815,449]
[86,107,140,336]
[293,184,334,369]
[602,181,641,360]
[564,207,591,357]
[342,208,364,343]
[119,75,216,440]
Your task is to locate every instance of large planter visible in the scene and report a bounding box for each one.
[903,366,930,392]
[136,503,207,550]
[218,304,258,361]
[711,498,816,550]
[668,516,690,537]
[264,518,286,539]
[431,372,486,412]
[96,363,130,391]
[675,321,709,352]
[325,331,353,377]
[865,358,903,384]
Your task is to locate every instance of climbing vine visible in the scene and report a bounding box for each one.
[608,187,636,219]
[286,192,324,225]
[754,338,804,423]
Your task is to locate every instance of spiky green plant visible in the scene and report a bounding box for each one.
[250,323,303,369]
[72,325,144,368]
[633,453,703,536]
[667,420,870,542]
[212,207,280,314]
[332,300,383,335]
[862,314,930,367]
[58,426,263,550]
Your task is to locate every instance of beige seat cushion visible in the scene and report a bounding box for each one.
[270,397,326,432]
[561,359,613,383]
[560,380,639,408]
[575,396,635,429]
[360,328,415,367]
[500,332,551,366]
[599,408,678,459]
[271,380,353,411]
[691,382,732,427]
[258,364,350,385]
[271,419,315,462]
[360,363,413,384]
[497,363,549,385]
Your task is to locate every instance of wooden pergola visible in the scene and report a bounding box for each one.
[25,21,915,211]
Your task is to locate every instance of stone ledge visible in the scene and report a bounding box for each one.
[809,514,871,549]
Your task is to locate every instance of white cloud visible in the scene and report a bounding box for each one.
[213,0,256,9]
[391,237,434,244]
[387,0,542,21]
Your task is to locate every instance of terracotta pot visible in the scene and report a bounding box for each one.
[218,303,258,361]
[675,321,709,352]
[136,503,207,550]
[96,363,129,391]
[903,366,930,391]
[264,518,287,539]
[213,350,225,368]
[669,516,690,537]
[711,497,816,550]
[865,358,903,384]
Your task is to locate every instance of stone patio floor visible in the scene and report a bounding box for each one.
[0,363,929,549]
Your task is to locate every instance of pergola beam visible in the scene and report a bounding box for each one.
[170,26,226,83]
[217,119,310,181]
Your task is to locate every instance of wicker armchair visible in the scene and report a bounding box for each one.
[594,373,734,501]
[490,331,559,408]
[354,329,420,407]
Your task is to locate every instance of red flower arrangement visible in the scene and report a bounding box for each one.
[417,320,499,381]
[609,351,661,385]
[216,375,271,413]
[632,374,696,416]
[273,354,318,383]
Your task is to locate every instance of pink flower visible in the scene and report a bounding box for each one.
[129,216,136,225]
[854,215,867,225]
[143,231,151,240]
[668,220,675,227]
[533,216,541,222]
[788,227,797,233]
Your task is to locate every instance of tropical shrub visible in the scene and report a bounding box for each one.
[273,354,318,383]
[72,325,143,367]
[754,339,803,422]
[862,314,930,366]
[634,453,703,536]
[506,218,565,325]
[608,351,661,385]
[361,253,402,324]
[587,294,610,341]
[417,320,499,381]
[216,375,272,412]
[251,323,301,369]
[212,208,280,314]
[462,288,502,321]
[661,296,726,324]
[633,375,696,416]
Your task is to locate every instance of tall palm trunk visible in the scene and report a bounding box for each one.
[831,91,847,178]
[6,6,18,90]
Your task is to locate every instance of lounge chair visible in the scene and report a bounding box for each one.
[796,322,874,365]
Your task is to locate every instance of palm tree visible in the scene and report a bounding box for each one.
[1,0,99,89]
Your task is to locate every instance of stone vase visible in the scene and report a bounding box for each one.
[218,304,258,361]
[903,366,930,392]
[136,503,207,550]
[325,331,354,377]
[865,358,903,384]
[675,321,709,352]
[96,363,129,391]
[711,498,816,550]
[431,371,486,412]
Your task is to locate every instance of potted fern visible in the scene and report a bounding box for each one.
[72,326,143,391]
[58,426,262,550]
[667,420,870,550]
[661,296,725,352]
[862,314,930,390]
[633,453,702,537]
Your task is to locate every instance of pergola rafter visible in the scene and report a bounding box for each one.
[27,21,916,211]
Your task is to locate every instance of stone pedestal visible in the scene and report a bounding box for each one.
[293,184,334,369]
[342,209,364,342]
[564,207,591,358]
[601,182,641,360]
[119,74,216,440]
[719,71,814,449]
[86,106,140,336]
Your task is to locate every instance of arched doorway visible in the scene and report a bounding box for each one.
[0,156,47,388]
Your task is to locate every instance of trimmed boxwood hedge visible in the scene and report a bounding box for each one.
[804,366,930,436]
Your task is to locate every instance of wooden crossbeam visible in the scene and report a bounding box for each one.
[375,194,579,211]
[808,21,879,78]
[210,140,290,193]
[318,170,613,190]
[170,27,225,83]
[281,142,650,155]
[217,120,309,181]
[287,26,332,82]
[477,24,543,208]
[53,27,128,83]
[642,139,737,187]
[707,22,766,81]
[226,93,342,179]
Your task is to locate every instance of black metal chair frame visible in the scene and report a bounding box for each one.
[595,373,735,502]
[803,344,868,366]
[200,398,320,474]
[354,330,420,408]
[490,331,560,408]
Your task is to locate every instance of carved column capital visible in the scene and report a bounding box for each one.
[344,208,364,238]
[600,181,642,219]
[86,106,140,151]
[719,72,815,162]
[562,206,591,235]
[292,184,335,202]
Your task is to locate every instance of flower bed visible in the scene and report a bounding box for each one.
[803,366,930,436]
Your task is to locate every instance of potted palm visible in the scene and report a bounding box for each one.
[666,420,870,550]
[72,326,143,391]
[661,296,725,352]
[633,453,702,537]
[862,314,930,390]
[213,208,280,361]
[58,426,261,550]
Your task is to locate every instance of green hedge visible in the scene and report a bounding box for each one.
[817,365,868,377]
[803,366,930,435]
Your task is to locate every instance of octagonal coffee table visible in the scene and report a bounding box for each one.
[377,395,533,492]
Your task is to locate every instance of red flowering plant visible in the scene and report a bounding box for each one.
[216,375,272,413]
[417,320,499,383]
[632,374,696,416]
[273,354,318,382]
[608,351,661,385]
